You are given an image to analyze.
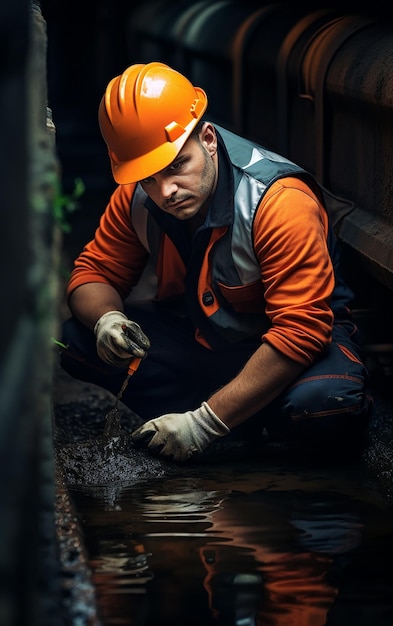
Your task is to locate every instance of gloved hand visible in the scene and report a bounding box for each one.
[131,402,230,462]
[94,310,150,367]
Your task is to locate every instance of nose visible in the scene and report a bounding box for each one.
[156,174,178,199]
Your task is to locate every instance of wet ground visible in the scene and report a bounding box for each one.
[52,360,393,626]
[70,461,393,626]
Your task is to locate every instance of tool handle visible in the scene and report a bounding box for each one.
[128,356,142,375]
[120,324,145,376]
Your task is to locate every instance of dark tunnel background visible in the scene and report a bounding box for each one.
[41,0,393,312]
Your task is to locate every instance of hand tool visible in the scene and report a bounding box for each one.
[103,356,142,437]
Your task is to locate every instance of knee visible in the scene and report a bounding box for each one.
[282,376,373,444]
[61,317,91,348]
[288,374,366,416]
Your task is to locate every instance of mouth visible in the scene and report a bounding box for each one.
[165,197,192,211]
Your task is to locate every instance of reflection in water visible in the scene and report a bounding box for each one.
[70,464,393,625]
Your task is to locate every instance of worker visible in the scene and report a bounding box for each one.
[60,61,373,463]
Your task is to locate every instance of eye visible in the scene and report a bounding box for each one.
[140,177,153,185]
[168,160,183,173]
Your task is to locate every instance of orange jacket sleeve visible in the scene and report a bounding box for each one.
[254,177,334,365]
[66,184,149,302]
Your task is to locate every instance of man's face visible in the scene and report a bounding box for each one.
[138,123,218,220]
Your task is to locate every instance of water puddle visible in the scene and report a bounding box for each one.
[69,459,393,625]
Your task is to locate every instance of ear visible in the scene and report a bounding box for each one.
[200,122,217,157]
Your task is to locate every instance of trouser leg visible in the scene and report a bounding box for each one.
[262,323,373,446]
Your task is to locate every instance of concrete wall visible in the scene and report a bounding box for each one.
[0,3,63,624]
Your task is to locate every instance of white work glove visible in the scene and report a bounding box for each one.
[131,402,230,462]
[94,311,150,367]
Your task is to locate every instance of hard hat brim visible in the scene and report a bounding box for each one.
[111,136,184,185]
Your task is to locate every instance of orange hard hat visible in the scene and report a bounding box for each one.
[98,62,208,184]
